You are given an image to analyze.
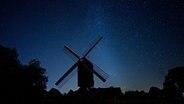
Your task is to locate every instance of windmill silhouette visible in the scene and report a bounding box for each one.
[55,36,109,91]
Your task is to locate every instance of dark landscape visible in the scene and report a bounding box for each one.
[1,44,184,104]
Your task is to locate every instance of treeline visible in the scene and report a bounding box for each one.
[0,44,184,104]
[0,45,48,103]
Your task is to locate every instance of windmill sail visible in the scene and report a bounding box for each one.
[91,61,109,81]
[83,36,103,58]
[56,63,77,86]
[81,62,106,82]
[63,45,80,62]
[56,67,77,88]
[64,45,80,60]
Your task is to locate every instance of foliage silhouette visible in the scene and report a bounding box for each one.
[0,45,48,103]
[163,67,184,98]
[23,59,48,102]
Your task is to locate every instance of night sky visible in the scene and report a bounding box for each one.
[0,0,184,93]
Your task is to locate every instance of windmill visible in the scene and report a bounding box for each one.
[55,36,109,91]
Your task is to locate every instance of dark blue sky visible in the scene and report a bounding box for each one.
[0,0,184,93]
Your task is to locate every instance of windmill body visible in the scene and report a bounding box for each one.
[78,58,94,89]
[56,36,109,91]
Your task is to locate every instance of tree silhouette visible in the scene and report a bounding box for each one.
[163,66,184,98]
[0,45,48,103]
[24,59,48,101]
[0,45,23,102]
[25,59,48,90]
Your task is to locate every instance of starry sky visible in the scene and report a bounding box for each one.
[0,0,184,93]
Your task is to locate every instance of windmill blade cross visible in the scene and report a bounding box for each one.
[83,36,103,58]
[55,63,77,86]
